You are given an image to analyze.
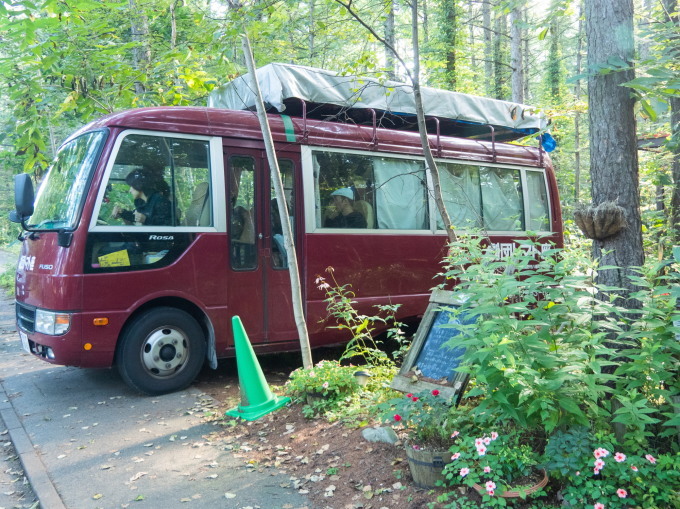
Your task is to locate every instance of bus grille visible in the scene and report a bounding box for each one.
[16,302,36,333]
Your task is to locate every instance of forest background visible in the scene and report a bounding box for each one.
[0,0,678,258]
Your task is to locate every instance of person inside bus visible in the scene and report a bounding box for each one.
[324,187,367,228]
[111,168,172,226]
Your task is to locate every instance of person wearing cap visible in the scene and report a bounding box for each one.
[324,187,367,229]
[111,168,172,226]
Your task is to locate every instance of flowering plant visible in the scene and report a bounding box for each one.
[442,428,543,504]
[543,430,680,509]
[284,360,359,414]
[381,389,457,449]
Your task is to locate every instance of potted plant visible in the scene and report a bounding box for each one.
[284,360,360,416]
[382,388,460,488]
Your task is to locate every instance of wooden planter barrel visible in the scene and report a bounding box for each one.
[405,445,452,489]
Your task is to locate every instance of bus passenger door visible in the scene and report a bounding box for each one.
[225,152,265,341]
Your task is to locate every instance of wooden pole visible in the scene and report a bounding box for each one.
[241,34,313,369]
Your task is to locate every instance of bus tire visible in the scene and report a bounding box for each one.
[117,307,206,396]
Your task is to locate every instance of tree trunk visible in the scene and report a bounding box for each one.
[574,2,584,203]
[443,0,458,89]
[241,35,313,369]
[666,0,680,243]
[385,0,396,79]
[309,0,316,61]
[129,0,151,96]
[493,9,508,99]
[585,0,643,299]
[510,5,523,103]
[469,1,477,81]
[483,0,493,96]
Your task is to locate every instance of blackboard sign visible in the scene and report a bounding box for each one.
[391,289,474,402]
[414,308,474,381]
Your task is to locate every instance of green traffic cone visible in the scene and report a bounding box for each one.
[225,316,290,421]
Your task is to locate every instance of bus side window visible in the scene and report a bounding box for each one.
[271,160,294,269]
[525,171,550,231]
[438,163,482,230]
[91,134,212,270]
[313,150,428,230]
[480,168,524,231]
[229,156,257,270]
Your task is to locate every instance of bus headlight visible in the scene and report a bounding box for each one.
[35,310,71,335]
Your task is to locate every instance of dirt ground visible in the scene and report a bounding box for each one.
[194,358,442,509]
[193,355,558,509]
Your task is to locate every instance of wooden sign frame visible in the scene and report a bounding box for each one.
[390,288,472,403]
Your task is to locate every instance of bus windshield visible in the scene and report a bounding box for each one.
[29,130,107,230]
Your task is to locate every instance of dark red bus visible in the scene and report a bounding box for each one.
[11,106,562,394]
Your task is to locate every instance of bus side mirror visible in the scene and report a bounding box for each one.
[10,173,35,224]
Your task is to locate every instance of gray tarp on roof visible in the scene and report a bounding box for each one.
[208,63,547,134]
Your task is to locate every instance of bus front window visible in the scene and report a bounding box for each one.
[30,131,107,230]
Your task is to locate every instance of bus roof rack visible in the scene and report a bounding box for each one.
[208,63,548,142]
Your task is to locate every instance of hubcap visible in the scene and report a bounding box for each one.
[141,327,189,378]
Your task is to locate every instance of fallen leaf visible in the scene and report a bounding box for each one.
[225,492,236,499]
[129,472,147,482]
[92,493,103,500]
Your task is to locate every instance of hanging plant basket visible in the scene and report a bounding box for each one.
[574,201,627,240]
[473,469,549,498]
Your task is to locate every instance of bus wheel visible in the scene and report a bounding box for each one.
[117,307,206,395]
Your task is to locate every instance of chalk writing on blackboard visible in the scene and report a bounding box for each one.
[414,307,474,381]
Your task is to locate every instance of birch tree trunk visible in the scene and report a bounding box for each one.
[585,0,643,300]
[241,35,313,369]
[510,5,523,103]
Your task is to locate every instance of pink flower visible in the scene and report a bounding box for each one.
[406,393,413,398]
[631,465,638,472]
[322,381,329,389]
[485,481,496,493]
[431,389,440,396]
[594,504,605,509]
[594,458,605,470]
[593,448,610,459]
[594,467,600,475]
[483,436,492,445]
[393,414,402,422]
[575,471,580,476]
[459,467,469,477]
[614,452,626,463]
[412,445,421,450]
[490,431,499,440]
[451,431,460,438]
[451,452,461,461]
[488,490,495,496]
[484,466,491,473]
[477,445,487,456]
[617,489,627,498]
[411,396,419,402]
[475,438,484,447]
[645,454,656,464]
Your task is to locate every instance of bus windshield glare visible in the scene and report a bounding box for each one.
[29,130,106,230]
